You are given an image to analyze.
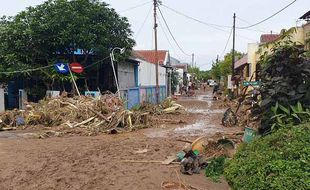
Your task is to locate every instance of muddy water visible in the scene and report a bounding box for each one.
[144,94,231,138]
[0,131,38,139]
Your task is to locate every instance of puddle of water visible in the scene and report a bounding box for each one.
[0,131,38,139]
[143,128,170,138]
[186,108,226,115]
[173,121,226,136]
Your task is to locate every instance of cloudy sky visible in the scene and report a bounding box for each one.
[1,0,308,70]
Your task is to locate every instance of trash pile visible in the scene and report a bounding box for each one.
[156,133,243,176]
[0,95,185,136]
[175,132,243,174]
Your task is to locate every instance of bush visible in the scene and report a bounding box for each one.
[224,124,310,190]
[205,156,226,182]
[258,41,310,133]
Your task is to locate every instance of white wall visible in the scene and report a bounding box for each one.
[138,59,167,86]
[118,62,136,90]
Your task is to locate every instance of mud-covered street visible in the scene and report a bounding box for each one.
[0,90,242,190]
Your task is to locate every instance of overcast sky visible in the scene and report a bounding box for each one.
[1,0,308,70]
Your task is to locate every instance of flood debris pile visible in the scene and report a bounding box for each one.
[138,98,185,115]
[0,95,185,136]
[172,133,243,176]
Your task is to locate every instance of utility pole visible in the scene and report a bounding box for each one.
[232,13,236,77]
[153,0,159,104]
[216,55,220,83]
[191,53,194,68]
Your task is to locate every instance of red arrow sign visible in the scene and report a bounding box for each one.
[69,62,84,74]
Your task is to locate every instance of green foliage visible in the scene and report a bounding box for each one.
[0,0,135,83]
[271,102,310,130]
[188,66,211,82]
[171,70,179,94]
[205,156,227,182]
[259,41,310,133]
[225,123,310,190]
[210,51,244,80]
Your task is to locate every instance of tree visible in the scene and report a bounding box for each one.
[188,66,211,82]
[210,51,243,80]
[0,0,135,86]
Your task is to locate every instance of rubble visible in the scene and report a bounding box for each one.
[0,95,185,136]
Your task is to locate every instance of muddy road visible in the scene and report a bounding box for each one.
[0,90,241,190]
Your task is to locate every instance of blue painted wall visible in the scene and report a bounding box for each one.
[121,85,167,109]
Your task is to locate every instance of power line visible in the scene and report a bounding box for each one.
[160,4,231,30]
[157,15,182,61]
[119,1,152,13]
[134,5,153,40]
[236,17,270,33]
[0,65,53,75]
[237,0,297,29]
[157,6,191,57]
[220,27,233,58]
[160,4,257,42]
[83,55,111,69]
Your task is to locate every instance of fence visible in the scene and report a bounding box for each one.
[120,85,167,109]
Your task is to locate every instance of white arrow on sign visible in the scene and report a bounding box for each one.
[57,64,67,71]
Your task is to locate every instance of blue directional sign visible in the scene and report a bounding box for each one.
[54,63,69,74]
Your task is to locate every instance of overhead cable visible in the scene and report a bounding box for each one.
[236,17,270,33]
[160,4,257,42]
[157,6,192,57]
[161,4,231,29]
[237,0,297,29]
[220,27,233,58]
[0,55,112,75]
[134,5,153,40]
[0,65,53,75]
[119,1,153,13]
[157,15,182,60]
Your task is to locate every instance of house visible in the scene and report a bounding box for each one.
[169,57,188,94]
[133,50,168,104]
[234,13,310,90]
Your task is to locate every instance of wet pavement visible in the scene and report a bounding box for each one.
[144,93,239,138]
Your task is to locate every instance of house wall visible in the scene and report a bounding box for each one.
[303,22,310,50]
[247,27,307,81]
[247,43,259,80]
[138,59,167,86]
[118,62,136,90]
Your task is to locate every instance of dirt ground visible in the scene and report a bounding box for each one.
[0,88,242,190]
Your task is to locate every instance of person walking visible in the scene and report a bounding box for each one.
[213,81,219,100]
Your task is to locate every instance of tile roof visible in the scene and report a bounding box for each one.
[260,34,280,43]
[234,54,248,69]
[134,50,168,65]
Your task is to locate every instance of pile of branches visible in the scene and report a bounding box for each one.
[0,95,184,136]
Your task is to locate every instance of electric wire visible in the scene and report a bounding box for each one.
[161,4,231,29]
[237,0,297,29]
[236,17,270,33]
[134,5,153,40]
[0,55,112,75]
[157,15,182,61]
[157,6,192,57]
[0,65,53,75]
[119,0,152,13]
[220,27,233,58]
[160,4,257,42]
